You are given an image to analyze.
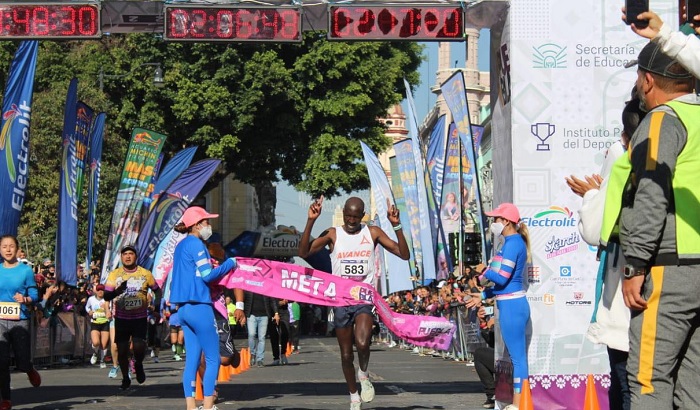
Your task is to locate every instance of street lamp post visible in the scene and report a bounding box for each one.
[98,62,164,91]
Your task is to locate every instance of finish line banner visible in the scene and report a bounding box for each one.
[218,258,455,350]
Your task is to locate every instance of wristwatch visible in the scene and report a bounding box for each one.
[623,264,647,279]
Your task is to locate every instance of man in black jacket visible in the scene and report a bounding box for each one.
[243,292,277,367]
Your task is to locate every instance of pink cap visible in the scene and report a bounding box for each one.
[181,206,219,228]
[484,203,520,224]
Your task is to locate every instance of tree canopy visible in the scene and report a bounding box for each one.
[1,34,423,261]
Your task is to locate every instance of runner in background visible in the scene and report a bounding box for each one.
[85,284,111,368]
[0,235,42,410]
[103,245,160,390]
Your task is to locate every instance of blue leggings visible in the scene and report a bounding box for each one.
[497,297,530,393]
[179,303,220,397]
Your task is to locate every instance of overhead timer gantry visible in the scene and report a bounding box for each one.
[0,0,507,41]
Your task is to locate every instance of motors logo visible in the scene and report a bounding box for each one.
[566,291,592,306]
[521,206,576,228]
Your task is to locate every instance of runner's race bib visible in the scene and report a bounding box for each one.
[0,302,21,320]
[123,298,143,310]
[340,259,368,281]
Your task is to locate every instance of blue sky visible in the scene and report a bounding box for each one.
[276,32,491,235]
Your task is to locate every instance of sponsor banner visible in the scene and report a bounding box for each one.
[440,72,487,261]
[389,155,417,278]
[403,78,437,282]
[0,41,38,237]
[136,159,220,270]
[57,97,93,286]
[393,139,424,279]
[495,0,650,406]
[360,141,412,293]
[101,128,166,281]
[85,112,105,270]
[218,258,456,350]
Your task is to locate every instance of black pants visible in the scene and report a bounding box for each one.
[270,320,289,360]
[289,321,300,350]
[0,319,33,401]
[608,347,630,410]
[473,346,495,399]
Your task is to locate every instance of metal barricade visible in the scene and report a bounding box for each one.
[30,310,90,367]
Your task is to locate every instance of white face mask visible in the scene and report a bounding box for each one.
[199,224,213,241]
[490,222,505,237]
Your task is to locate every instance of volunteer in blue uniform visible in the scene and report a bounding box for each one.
[169,207,245,410]
[467,203,532,410]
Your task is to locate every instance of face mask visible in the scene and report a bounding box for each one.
[490,222,505,237]
[199,224,213,241]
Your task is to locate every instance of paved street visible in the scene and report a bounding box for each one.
[9,336,489,409]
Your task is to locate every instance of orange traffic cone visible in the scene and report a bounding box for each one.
[519,378,534,410]
[286,342,293,356]
[241,348,249,371]
[217,364,230,383]
[195,372,204,400]
[231,363,241,375]
[583,374,601,410]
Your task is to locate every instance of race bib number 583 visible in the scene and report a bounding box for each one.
[340,259,368,281]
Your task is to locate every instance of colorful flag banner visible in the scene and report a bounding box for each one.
[74,102,93,205]
[150,146,198,204]
[393,139,423,279]
[389,155,417,279]
[56,94,94,286]
[403,79,437,282]
[136,159,221,270]
[219,258,456,350]
[85,112,105,271]
[0,41,38,237]
[440,72,487,261]
[360,141,412,293]
[101,128,166,281]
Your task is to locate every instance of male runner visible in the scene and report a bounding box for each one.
[103,245,160,390]
[299,196,409,410]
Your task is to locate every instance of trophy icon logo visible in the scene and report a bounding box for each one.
[531,122,555,151]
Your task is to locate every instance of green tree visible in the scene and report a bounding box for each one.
[7,35,422,261]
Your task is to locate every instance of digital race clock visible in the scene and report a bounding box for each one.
[328,5,464,41]
[0,2,100,39]
[164,5,302,42]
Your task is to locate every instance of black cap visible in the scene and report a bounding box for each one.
[626,41,692,79]
[120,245,137,255]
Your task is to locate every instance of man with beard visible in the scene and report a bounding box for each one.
[299,196,409,410]
[103,245,159,390]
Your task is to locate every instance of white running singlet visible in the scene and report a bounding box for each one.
[331,225,376,286]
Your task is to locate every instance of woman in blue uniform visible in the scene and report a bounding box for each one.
[169,207,243,410]
[467,203,531,410]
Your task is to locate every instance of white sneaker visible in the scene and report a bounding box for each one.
[359,378,375,403]
[150,350,155,358]
[350,401,361,410]
[173,354,182,361]
[100,362,107,369]
[90,353,98,365]
[388,340,397,348]
[502,405,519,410]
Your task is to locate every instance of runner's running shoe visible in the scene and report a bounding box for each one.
[350,400,361,410]
[359,377,374,403]
[27,368,41,387]
[90,353,98,365]
[108,366,119,378]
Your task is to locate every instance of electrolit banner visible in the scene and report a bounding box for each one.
[489,0,661,408]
